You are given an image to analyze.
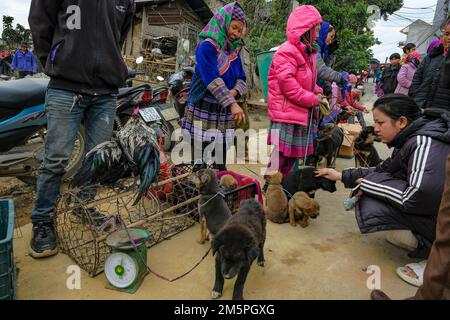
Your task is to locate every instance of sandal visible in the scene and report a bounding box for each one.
[396,260,427,287]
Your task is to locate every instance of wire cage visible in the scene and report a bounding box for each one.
[54,163,259,277]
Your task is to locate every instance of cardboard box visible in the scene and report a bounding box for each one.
[338,123,362,137]
[339,133,356,158]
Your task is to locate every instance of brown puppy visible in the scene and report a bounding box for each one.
[264,172,288,224]
[190,169,231,244]
[288,192,320,227]
[219,174,238,193]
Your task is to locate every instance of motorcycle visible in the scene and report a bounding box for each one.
[0,57,151,185]
[0,78,86,185]
[115,72,180,152]
[168,66,195,118]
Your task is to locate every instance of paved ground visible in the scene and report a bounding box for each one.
[11,84,419,300]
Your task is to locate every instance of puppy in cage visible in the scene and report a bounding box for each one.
[190,169,231,244]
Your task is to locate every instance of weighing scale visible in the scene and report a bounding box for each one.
[105,228,150,294]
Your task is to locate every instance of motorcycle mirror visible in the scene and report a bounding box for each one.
[136,56,144,64]
[157,76,165,82]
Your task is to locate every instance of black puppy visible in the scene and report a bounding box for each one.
[354,126,382,167]
[282,166,337,199]
[211,199,266,300]
[309,124,344,168]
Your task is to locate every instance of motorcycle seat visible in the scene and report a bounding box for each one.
[118,84,150,98]
[0,78,49,110]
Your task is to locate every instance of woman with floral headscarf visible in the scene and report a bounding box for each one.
[395,51,424,96]
[181,2,247,170]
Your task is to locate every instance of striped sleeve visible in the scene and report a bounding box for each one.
[359,136,433,213]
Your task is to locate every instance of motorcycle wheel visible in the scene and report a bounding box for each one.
[17,125,86,185]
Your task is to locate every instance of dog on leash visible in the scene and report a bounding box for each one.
[288,192,320,227]
[283,166,337,199]
[190,169,231,244]
[354,126,382,167]
[211,199,266,300]
[309,124,344,168]
[264,172,289,224]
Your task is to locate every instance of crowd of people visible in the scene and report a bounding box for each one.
[23,0,450,299]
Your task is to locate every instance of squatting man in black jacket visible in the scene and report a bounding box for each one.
[28,0,135,258]
[317,94,450,288]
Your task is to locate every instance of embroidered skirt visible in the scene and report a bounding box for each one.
[181,95,236,147]
[267,120,318,158]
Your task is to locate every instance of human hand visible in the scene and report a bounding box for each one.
[318,94,330,116]
[230,103,246,126]
[230,89,238,98]
[363,108,370,114]
[346,107,356,116]
[315,168,342,181]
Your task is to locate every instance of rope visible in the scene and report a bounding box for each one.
[113,190,223,283]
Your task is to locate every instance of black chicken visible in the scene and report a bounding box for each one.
[117,116,161,205]
[85,138,132,185]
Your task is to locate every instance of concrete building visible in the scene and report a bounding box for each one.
[399,19,432,52]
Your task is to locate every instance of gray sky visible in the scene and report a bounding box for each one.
[371,0,438,62]
[0,0,439,61]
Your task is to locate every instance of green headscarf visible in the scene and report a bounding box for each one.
[199,2,247,51]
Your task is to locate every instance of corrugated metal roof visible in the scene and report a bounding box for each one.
[136,0,212,24]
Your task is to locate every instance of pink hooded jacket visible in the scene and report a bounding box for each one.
[267,5,323,126]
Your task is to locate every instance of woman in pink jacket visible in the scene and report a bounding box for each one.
[266,5,325,177]
[395,51,423,95]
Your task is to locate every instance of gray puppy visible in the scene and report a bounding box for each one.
[190,169,231,244]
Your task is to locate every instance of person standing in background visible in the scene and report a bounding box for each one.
[11,43,38,78]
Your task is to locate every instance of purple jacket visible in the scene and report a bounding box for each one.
[395,63,417,95]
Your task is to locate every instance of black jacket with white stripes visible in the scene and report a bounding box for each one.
[342,110,450,221]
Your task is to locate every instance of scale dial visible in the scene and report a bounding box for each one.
[105,252,138,289]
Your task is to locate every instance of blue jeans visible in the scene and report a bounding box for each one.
[31,88,117,223]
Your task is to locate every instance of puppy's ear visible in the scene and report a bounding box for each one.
[321,179,337,193]
[247,246,259,263]
[201,172,211,185]
[211,234,222,256]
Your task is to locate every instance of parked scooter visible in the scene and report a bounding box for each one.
[0,57,147,185]
[127,73,181,152]
[0,78,86,184]
[168,66,194,118]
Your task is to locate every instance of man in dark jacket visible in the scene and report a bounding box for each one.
[380,53,401,95]
[409,44,445,108]
[28,0,135,258]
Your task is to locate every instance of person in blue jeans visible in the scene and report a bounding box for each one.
[28,0,135,258]
[11,43,38,78]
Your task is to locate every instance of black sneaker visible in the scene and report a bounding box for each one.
[29,222,58,259]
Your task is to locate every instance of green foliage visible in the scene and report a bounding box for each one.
[1,16,32,50]
[237,0,403,72]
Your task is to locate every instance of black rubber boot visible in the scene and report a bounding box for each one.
[29,222,58,259]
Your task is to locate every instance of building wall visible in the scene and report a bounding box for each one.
[406,24,432,52]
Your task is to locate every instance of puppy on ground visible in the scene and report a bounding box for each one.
[264,172,288,224]
[211,199,266,300]
[354,126,382,167]
[219,174,238,192]
[283,166,337,199]
[288,192,320,227]
[310,124,344,168]
[190,169,231,244]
